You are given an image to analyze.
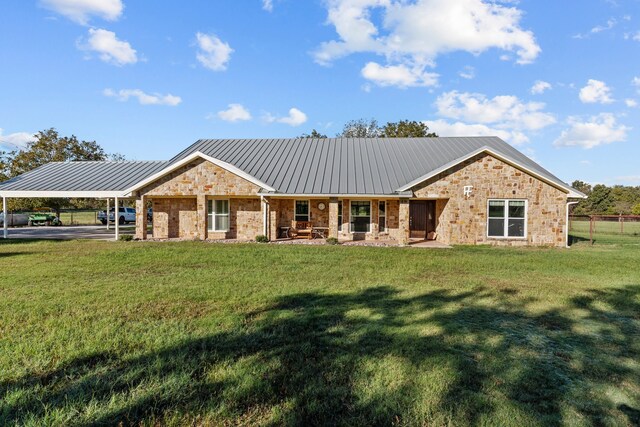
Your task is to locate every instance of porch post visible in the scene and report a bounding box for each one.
[135,195,147,240]
[3,197,7,239]
[114,196,119,240]
[196,194,207,240]
[261,196,268,238]
[328,197,339,239]
[269,198,279,240]
[398,199,410,245]
[106,198,110,230]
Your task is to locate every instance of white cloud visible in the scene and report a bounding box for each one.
[40,0,123,25]
[530,80,551,94]
[435,90,556,131]
[217,104,252,122]
[262,0,273,12]
[314,0,540,88]
[265,108,308,126]
[554,113,629,149]
[580,160,591,165]
[361,62,438,88]
[316,0,540,65]
[574,18,617,39]
[424,120,529,145]
[458,66,475,80]
[195,32,233,71]
[0,129,36,149]
[78,28,137,66]
[103,88,182,106]
[579,79,614,104]
[624,31,640,41]
[625,99,638,107]
[633,76,640,92]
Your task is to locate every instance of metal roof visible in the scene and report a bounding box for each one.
[168,137,577,195]
[0,161,168,194]
[0,137,584,198]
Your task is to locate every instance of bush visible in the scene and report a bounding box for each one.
[119,234,134,242]
[326,237,340,245]
[255,235,270,243]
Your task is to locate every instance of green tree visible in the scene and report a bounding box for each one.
[380,120,437,137]
[571,180,592,196]
[337,119,382,138]
[2,128,110,216]
[583,184,614,214]
[632,203,640,215]
[299,129,328,139]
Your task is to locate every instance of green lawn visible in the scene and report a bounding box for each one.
[1,239,639,426]
[570,219,640,246]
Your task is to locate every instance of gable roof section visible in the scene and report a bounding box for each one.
[0,161,168,197]
[168,137,585,197]
[124,151,276,194]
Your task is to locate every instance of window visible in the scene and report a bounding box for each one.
[208,200,229,232]
[379,201,386,233]
[295,200,309,222]
[488,200,526,238]
[338,201,343,232]
[350,201,371,233]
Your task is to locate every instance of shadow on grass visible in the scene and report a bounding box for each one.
[2,285,639,425]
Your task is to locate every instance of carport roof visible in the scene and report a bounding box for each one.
[0,160,168,197]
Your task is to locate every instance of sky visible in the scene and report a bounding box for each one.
[0,0,639,186]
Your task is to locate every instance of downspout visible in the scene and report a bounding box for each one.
[565,201,580,248]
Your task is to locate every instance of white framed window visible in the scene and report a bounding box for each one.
[378,201,387,233]
[338,201,343,232]
[350,201,371,233]
[487,199,527,238]
[294,200,309,222]
[208,199,230,232]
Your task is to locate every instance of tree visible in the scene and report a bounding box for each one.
[583,184,614,214]
[337,119,382,138]
[571,180,592,196]
[632,203,640,216]
[2,128,110,215]
[299,129,327,139]
[380,120,437,137]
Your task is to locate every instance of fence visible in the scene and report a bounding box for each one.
[569,215,640,245]
[0,210,103,227]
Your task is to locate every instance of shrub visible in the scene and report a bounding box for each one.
[255,235,270,243]
[119,234,134,242]
[326,237,340,245]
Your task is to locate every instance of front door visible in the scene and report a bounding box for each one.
[410,200,436,239]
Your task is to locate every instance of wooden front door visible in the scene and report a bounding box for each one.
[410,201,436,239]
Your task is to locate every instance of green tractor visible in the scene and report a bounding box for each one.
[28,208,62,226]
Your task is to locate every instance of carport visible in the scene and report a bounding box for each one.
[0,160,167,240]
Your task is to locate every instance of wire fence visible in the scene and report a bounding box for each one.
[0,210,104,226]
[569,215,640,245]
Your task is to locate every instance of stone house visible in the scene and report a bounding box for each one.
[0,137,585,246]
[122,137,585,247]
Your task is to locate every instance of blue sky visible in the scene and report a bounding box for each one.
[1,0,639,185]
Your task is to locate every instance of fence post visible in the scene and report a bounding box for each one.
[589,216,593,245]
[620,214,623,234]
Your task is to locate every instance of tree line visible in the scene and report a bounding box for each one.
[300,119,437,139]
[570,181,640,216]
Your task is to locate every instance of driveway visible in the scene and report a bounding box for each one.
[4,225,136,240]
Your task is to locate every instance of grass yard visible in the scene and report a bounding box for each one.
[1,239,639,426]
[569,219,640,246]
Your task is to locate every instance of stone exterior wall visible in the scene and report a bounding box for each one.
[336,199,401,242]
[152,198,198,239]
[412,153,568,246]
[141,159,261,196]
[206,198,262,241]
[277,199,330,228]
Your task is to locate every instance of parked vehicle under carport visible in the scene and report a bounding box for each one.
[98,207,136,225]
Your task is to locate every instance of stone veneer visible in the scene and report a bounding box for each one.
[139,158,263,240]
[411,153,568,246]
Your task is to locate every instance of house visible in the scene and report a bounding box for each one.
[0,137,585,246]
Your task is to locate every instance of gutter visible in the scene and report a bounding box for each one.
[566,201,581,248]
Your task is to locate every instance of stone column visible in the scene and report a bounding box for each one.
[268,198,279,240]
[135,195,147,240]
[371,199,379,239]
[342,199,350,237]
[328,198,339,239]
[196,194,207,240]
[398,199,410,245]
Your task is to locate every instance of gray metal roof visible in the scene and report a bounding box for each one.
[169,137,575,195]
[0,161,168,192]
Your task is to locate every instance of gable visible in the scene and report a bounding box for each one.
[411,152,568,200]
[139,158,261,197]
